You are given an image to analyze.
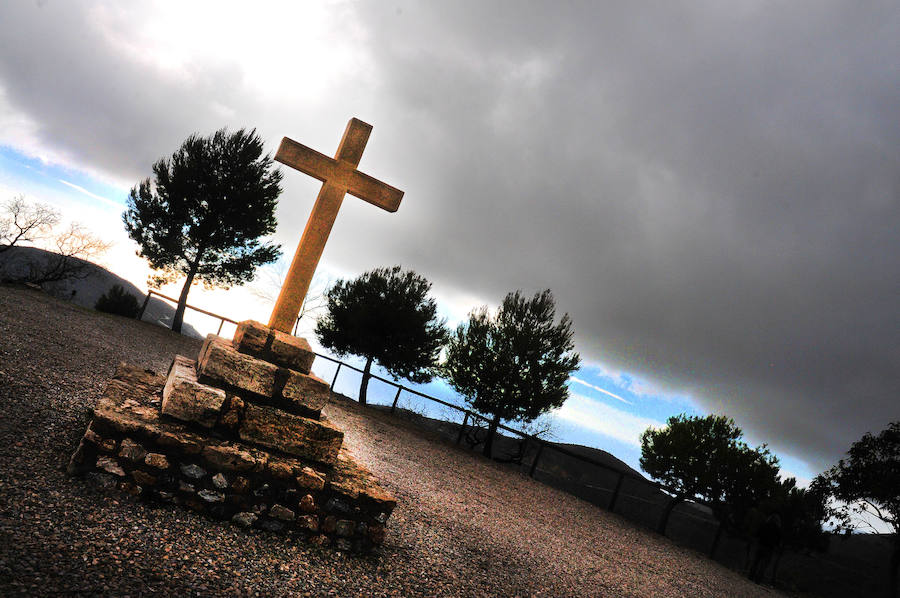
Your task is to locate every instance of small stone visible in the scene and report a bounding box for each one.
[231,476,250,494]
[325,497,352,515]
[118,438,147,462]
[178,481,195,493]
[159,491,175,501]
[132,470,157,486]
[212,473,228,489]
[99,438,117,453]
[232,512,257,527]
[156,429,205,455]
[261,519,283,532]
[334,538,352,551]
[96,456,125,477]
[252,503,267,514]
[269,504,296,521]
[198,489,225,503]
[297,515,319,532]
[335,520,355,538]
[299,494,317,513]
[296,467,326,491]
[180,463,206,479]
[119,481,143,496]
[201,444,263,473]
[309,534,330,547]
[144,453,170,469]
[253,483,271,497]
[220,409,240,430]
[322,515,337,534]
[266,458,296,482]
[374,512,389,524]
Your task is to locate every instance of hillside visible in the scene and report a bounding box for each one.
[0,246,201,337]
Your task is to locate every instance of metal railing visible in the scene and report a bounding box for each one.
[137,290,239,335]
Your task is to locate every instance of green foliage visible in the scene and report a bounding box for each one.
[123,128,282,332]
[819,421,900,534]
[315,266,448,405]
[443,289,580,457]
[640,414,780,533]
[818,422,900,597]
[95,284,140,318]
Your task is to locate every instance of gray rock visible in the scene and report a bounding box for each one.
[231,512,257,527]
[96,456,125,477]
[180,463,206,479]
[212,473,228,489]
[269,504,296,521]
[198,489,225,503]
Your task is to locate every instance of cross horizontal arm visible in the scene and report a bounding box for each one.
[275,136,404,213]
[347,170,404,212]
[275,138,338,183]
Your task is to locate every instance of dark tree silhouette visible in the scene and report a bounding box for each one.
[443,289,580,459]
[819,421,900,598]
[315,266,448,405]
[640,414,780,536]
[123,128,282,332]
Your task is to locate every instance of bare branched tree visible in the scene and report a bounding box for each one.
[22,223,110,284]
[0,196,109,285]
[0,195,60,253]
[249,261,328,335]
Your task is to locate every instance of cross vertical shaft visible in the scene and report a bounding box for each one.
[268,118,404,333]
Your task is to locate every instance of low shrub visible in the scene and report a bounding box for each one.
[95,284,140,318]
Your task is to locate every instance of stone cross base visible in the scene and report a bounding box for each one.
[67,320,396,553]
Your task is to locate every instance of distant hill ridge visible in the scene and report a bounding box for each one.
[0,246,202,338]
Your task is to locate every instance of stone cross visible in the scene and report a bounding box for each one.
[268,118,404,333]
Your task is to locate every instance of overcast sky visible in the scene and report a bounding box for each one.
[0,1,897,476]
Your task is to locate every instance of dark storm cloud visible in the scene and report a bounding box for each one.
[0,1,896,472]
[343,1,900,471]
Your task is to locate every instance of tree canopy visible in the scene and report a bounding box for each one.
[315,266,448,405]
[443,289,580,458]
[123,128,282,332]
[640,414,780,535]
[818,421,900,598]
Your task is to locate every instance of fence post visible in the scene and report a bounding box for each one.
[390,387,402,414]
[216,318,224,335]
[529,443,545,478]
[456,412,470,445]
[137,291,152,321]
[330,363,342,392]
[607,472,625,511]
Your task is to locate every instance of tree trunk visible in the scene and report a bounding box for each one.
[657,495,682,535]
[709,520,725,558]
[483,413,502,459]
[358,356,373,406]
[172,264,198,333]
[888,538,899,598]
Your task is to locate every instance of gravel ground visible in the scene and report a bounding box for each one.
[0,284,786,597]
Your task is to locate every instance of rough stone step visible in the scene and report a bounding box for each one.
[232,320,315,374]
[162,355,226,428]
[197,334,329,418]
[239,403,343,465]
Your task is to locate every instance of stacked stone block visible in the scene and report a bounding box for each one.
[68,320,396,553]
